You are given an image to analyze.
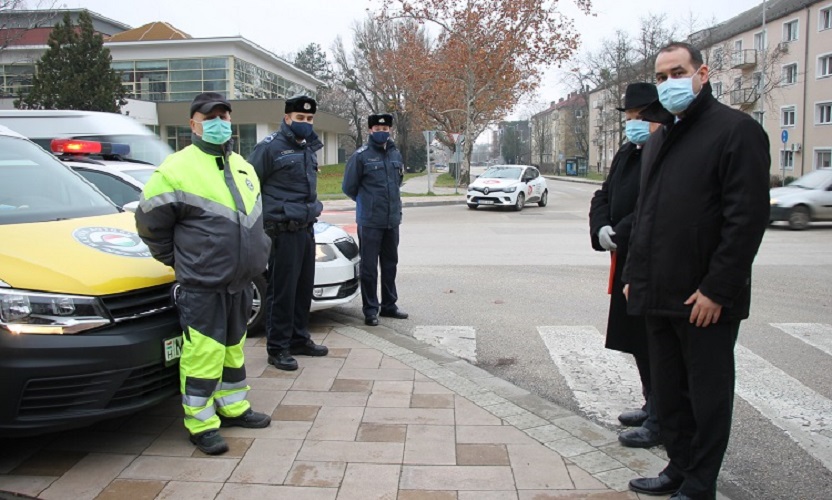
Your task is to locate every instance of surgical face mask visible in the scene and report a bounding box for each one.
[657,77,696,114]
[289,120,313,139]
[625,120,651,145]
[197,117,232,145]
[370,131,390,144]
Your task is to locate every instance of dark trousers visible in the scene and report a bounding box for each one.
[265,228,314,354]
[646,315,740,500]
[633,352,660,433]
[357,225,399,318]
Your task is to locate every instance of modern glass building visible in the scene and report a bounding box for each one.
[0,12,348,163]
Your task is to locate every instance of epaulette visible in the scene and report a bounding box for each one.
[355,145,368,154]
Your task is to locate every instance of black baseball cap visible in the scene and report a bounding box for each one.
[190,92,232,117]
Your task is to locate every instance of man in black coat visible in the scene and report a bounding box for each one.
[589,82,665,449]
[248,95,329,371]
[342,113,407,327]
[623,43,770,500]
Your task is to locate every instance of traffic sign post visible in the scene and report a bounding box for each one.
[453,133,464,194]
[781,129,788,187]
[423,130,436,194]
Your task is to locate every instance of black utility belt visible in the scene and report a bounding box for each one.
[269,221,311,233]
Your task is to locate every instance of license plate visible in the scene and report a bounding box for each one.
[164,336,183,365]
[479,200,495,205]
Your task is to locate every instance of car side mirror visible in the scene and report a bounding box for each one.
[122,201,139,213]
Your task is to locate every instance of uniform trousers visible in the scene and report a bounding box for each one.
[265,227,315,355]
[177,286,252,435]
[646,315,741,500]
[357,225,399,318]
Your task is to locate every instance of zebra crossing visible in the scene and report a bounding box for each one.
[412,322,832,472]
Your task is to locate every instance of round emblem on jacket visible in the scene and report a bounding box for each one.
[246,179,254,191]
[72,227,152,258]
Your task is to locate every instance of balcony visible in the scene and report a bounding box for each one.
[729,88,759,109]
[731,49,758,69]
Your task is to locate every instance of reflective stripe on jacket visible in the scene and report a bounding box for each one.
[135,143,271,292]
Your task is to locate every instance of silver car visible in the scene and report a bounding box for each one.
[769,169,832,230]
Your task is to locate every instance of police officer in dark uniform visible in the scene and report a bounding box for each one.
[342,113,408,326]
[248,95,328,371]
[589,83,667,449]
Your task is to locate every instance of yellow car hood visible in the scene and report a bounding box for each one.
[0,213,174,296]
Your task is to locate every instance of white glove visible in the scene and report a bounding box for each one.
[598,225,617,251]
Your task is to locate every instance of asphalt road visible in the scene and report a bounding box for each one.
[319,180,832,500]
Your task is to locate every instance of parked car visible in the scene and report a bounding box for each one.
[52,139,359,329]
[0,125,181,437]
[466,165,548,211]
[769,168,832,230]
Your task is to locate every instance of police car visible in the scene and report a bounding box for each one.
[52,139,359,329]
[0,125,181,436]
[467,165,548,211]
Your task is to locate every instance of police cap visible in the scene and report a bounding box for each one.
[368,113,394,128]
[285,95,317,114]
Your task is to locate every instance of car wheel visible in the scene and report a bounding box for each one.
[788,205,810,230]
[467,203,478,209]
[248,274,268,334]
[513,192,525,212]
[538,190,548,207]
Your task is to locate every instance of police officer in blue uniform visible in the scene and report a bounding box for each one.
[342,113,408,326]
[248,95,328,371]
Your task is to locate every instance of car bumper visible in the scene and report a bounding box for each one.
[311,257,360,311]
[467,192,518,206]
[770,205,791,221]
[0,311,181,437]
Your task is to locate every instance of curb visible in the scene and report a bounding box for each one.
[544,175,604,185]
[323,197,466,212]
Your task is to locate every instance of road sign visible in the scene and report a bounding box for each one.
[781,129,789,144]
[450,133,461,143]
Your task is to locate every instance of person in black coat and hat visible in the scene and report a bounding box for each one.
[589,82,666,449]
[623,42,770,500]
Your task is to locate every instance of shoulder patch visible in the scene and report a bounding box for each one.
[355,145,368,153]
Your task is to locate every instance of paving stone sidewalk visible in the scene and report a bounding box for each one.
[0,314,672,500]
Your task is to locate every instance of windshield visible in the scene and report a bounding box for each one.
[124,168,157,184]
[0,136,117,225]
[73,134,173,165]
[789,169,832,190]
[480,167,523,180]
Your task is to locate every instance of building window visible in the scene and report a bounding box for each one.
[113,58,229,102]
[818,54,832,78]
[753,111,765,125]
[0,64,36,98]
[782,106,796,126]
[712,47,724,70]
[783,20,799,41]
[754,31,766,51]
[783,63,798,85]
[752,72,763,92]
[780,150,795,170]
[818,102,832,124]
[816,149,832,169]
[712,81,723,99]
[820,6,832,31]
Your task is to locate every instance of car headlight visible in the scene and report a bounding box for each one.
[770,198,779,206]
[0,289,110,335]
[504,186,517,193]
[315,244,338,262]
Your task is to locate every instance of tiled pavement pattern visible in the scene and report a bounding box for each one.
[0,315,675,500]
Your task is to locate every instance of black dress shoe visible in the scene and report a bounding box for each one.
[365,316,379,326]
[268,349,298,371]
[618,426,662,448]
[629,473,683,496]
[618,408,648,427]
[379,308,408,319]
[189,429,229,455]
[220,409,272,428]
[290,341,329,357]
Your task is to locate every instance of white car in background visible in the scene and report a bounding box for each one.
[467,165,548,211]
[51,139,359,330]
[769,168,832,230]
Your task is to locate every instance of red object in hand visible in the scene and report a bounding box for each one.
[607,251,616,295]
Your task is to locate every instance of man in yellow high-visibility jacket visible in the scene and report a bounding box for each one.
[136,92,272,455]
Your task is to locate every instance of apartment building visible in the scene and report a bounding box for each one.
[587,0,831,176]
[530,92,588,174]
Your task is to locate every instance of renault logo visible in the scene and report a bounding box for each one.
[483,187,490,195]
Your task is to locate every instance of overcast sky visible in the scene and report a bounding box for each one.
[66,0,766,109]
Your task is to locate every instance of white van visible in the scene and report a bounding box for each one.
[0,109,173,165]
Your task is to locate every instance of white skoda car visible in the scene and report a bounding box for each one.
[467,165,548,211]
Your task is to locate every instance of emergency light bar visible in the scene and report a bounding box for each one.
[50,139,131,157]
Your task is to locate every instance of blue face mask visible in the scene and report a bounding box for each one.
[198,117,232,145]
[289,120,313,139]
[370,131,390,144]
[625,120,651,145]
[658,77,696,114]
